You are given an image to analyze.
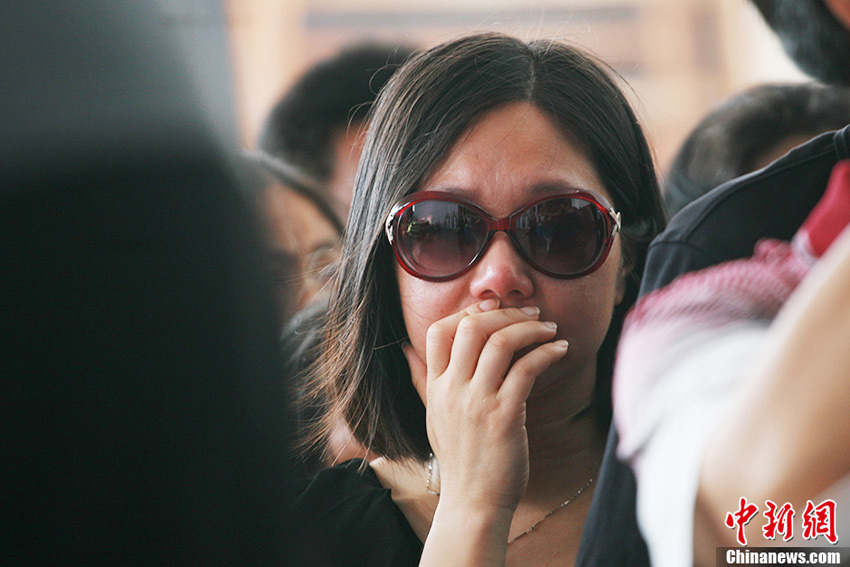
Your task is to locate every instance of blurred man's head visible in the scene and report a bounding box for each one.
[258,42,416,221]
[751,0,850,86]
[664,82,850,216]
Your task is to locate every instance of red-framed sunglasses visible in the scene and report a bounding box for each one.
[384,190,622,281]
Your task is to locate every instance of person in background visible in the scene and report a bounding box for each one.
[294,32,665,566]
[258,43,417,470]
[246,152,343,324]
[642,0,850,297]
[238,153,359,477]
[258,41,417,223]
[579,2,850,565]
[253,43,416,323]
[663,82,850,217]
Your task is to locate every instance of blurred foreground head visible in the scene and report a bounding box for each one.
[2,1,301,564]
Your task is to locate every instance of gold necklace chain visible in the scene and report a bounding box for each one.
[425,453,598,545]
[507,474,596,545]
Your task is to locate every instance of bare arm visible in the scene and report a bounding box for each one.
[421,502,513,567]
[695,226,850,564]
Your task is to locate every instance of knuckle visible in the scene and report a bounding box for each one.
[426,321,447,343]
[487,329,511,350]
[456,316,483,337]
[510,358,535,377]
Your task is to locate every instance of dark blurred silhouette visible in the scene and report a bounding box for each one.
[1,1,302,564]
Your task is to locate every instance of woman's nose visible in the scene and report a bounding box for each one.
[468,232,534,300]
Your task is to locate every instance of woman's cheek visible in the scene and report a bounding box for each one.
[397,271,443,363]
[548,275,617,355]
[399,277,475,377]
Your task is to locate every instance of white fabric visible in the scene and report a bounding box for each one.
[615,322,766,567]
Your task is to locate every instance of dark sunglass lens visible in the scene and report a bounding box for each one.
[396,200,487,278]
[514,198,606,275]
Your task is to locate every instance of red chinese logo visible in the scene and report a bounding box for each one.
[762,500,795,541]
[725,498,838,545]
[802,499,838,544]
[726,497,759,546]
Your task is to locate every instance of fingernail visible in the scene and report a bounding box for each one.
[479,299,499,311]
[553,339,569,350]
[543,321,557,330]
[520,306,540,317]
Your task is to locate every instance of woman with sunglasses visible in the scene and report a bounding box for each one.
[294,32,665,566]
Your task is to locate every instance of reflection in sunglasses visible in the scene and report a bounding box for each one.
[386,191,620,281]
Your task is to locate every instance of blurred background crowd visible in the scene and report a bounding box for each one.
[228,0,806,168]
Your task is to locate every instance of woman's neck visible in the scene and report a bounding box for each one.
[524,398,605,500]
[525,361,605,468]
[511,356,607,510]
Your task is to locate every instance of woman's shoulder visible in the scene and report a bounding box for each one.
[292,459,422,566]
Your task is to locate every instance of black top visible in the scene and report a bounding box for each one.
[640,124,850,296]
[576,424,649,566]
[575,124,850,567]
[295,454,642,567]
[293,460,423,566]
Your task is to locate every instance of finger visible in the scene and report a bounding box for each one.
[499,340,569,404]
[403,342,428,402]
[469,320,558,393]
[426,298,499,378]
[447,306,542,380]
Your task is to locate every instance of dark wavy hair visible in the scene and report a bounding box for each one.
[751,0,850,86]
[665,82,850,215]
[307,33,666,462]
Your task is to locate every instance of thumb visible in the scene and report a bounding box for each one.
[403,342,428,402]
